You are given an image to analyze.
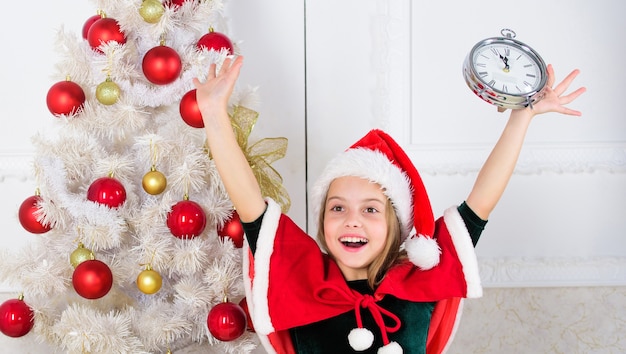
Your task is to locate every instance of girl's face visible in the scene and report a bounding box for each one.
[323,176,389,281]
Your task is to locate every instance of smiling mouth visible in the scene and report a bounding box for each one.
[339,236,368,248]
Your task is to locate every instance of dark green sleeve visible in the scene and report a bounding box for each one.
[457,201,487,246]
[240,209,266,254]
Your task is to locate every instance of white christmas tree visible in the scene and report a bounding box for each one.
[0,0,289,353]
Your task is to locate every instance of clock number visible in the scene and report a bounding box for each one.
[502,84,508,93]
[488,79,496,87]
[490,47,499,57]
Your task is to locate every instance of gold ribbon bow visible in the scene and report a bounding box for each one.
[230,106,291,214]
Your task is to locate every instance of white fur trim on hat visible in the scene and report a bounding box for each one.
[348,327,374,351]
[404,233,442,270]
[311,148,413,241]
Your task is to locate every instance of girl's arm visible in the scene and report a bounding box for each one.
[465,64,586,220]
[193,56,267,223]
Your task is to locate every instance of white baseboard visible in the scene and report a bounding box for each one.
[479,256,626,288]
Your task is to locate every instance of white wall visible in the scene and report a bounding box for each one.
[227,0,306,228]
[0,0,96,281]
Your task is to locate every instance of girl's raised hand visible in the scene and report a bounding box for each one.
[529,64,586,117]
[193,56,244,117]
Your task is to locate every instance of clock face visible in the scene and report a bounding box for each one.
[471,41,544,95]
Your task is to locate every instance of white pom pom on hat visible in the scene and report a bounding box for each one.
[405,234,441,270]
[311,129,440,270]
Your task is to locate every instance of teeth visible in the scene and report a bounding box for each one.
[339,236,368,243]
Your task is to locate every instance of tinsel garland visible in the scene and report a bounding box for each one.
[230,105,291,214]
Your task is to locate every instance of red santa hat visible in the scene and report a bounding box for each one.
[311,129,441,270]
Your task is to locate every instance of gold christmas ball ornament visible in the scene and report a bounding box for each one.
[137,266,162,294]
[139,0,165,24]
[96,78,121,105]
[142,168,167,195]
[70,243,95,268]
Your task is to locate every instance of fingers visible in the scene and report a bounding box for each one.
[554,69,585,116]
[559,86,586,107]
[193,63,218,89]
[209,56,243,80]
[222,55,244,79]
[216,58,232,77]
[559,106,583,117]
[209,62,218,78]
[552,68,579,93]
[193,56,244,89]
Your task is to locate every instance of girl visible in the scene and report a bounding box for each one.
[193,56,585,354]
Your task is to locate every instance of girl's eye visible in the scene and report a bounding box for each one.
[364,207,378,213]
[330,205,344,212]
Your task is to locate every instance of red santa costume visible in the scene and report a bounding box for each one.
[242,130,482,354]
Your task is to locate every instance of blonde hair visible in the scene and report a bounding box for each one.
[316,196,406,289]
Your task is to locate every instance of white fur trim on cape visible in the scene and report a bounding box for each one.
[443,206,482,298]
[310,148,413,241]
[244,198,282,335]
[242,240,277,354]
[404,234,441,270]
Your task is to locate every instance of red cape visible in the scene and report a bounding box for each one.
[243,198,482,354]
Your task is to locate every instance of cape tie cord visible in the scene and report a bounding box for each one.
[229,105,291,214]
[314,283,402,347]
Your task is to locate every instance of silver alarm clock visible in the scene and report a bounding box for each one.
[463,29,547,110]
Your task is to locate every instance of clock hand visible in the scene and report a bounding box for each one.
[499,54,510,72]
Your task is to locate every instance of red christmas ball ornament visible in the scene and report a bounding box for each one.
[46,79,86,117]
[218,210,244,248]
[165,0,195,8]
[82,14,102,39]
[72,259,113,299]
[87,176,126,208]
[142,45,182,85]
[87,17,126,51]
[207,300,247,341]
[0,295,34,338]
[196,29,233,54]
[238,297,254,332]
[166,199,206,239]
[179,89,204,128]
[18,195,51,234]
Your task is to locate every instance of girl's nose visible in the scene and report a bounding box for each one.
[345,210,362,228]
